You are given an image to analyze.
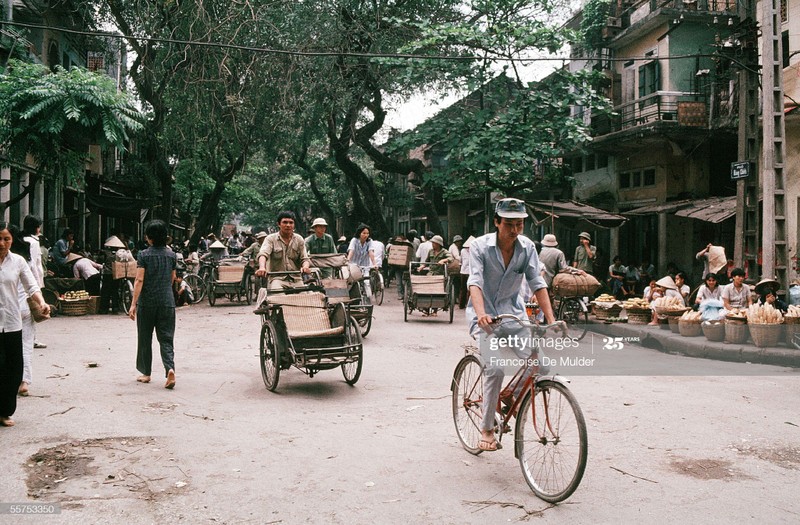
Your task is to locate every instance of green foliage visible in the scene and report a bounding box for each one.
[0,59,143,183]
[387,69,613,196]
[580,0,613,51]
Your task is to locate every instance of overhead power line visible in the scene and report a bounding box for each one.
[0,20,757,70]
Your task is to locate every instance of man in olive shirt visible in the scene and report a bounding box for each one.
[305,217,336,277]
[255,211,311,290]
[421,235,453,276]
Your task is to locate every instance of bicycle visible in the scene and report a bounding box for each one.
[369,267,384,305]
[118,277,135,314]
[451,314,587,503]
[554,295,590,341]
[182,260,215,304]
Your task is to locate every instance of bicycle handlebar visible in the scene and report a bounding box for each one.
[491,314,566,332]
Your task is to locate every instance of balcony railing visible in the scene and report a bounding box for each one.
[621,0,737,27]
[590,91,710,135]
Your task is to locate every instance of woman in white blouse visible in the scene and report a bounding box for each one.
[0,222,50,427]
[695,273,722,304]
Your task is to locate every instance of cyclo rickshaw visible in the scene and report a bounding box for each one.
[254,269,363,392]
[309,253,375,337]
[207,259,253,306]
[402,261,457,323]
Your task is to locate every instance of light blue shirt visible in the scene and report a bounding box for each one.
[466,232,546,335]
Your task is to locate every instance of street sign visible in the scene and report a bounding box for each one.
[731,161,751,180]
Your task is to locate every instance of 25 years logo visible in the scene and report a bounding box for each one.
[602,337,624,350]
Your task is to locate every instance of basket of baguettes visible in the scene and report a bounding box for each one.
[622,297,651,324]
[678,310,704,337]
[592,294,622,320]
[652,296,690,316]
[784,305,800,347]
[724,307,749,344]
[746,303,784,348]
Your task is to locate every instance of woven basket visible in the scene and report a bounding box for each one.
[748,323,783,348]
[724,319,748,344]
[668,316,681,333]
[678,319,703,337]
[626,309,651,325]
[784,316,800,346]
[593,304,622,320]
[702,320,725,342]
[655,306,690,316]
[60,299,89,316]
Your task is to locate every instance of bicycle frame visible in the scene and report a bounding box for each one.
[480,315,570,448]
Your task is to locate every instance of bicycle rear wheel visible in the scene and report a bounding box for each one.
[120,279,134,314]
[451,354,485,455]
[515,379,587,503]
[558,297,589,341]
[184,273,206,304]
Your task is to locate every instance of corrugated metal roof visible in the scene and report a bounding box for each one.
[674,196,737,223]
[527,200,627,228]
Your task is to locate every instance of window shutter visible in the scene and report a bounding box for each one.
[638,66,645,98]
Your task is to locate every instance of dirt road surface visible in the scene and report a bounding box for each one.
[2,294,799,524]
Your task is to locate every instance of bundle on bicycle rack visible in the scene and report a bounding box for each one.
[552,271,600,298]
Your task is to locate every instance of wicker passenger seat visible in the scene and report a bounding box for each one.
[409,274,446,295]
[266,291,344,338]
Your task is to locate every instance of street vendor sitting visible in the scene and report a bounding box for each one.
[418,235,452,275]
[721,267,752,311]
[754,277,787,313]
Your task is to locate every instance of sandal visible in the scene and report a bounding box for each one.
[478,438,502,452]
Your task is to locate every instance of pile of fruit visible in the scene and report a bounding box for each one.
[62,290,90,302]
[622,297,650,310]
[652,296,686,311]
[679,310,703,322]
[746,303,783,324]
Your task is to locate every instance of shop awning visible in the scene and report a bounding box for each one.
[624,196,737,223]
[674,196,737,223]
[527,200,627,229]
[86,193,151,222]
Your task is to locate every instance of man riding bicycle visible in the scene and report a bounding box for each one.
[467,198,563,452]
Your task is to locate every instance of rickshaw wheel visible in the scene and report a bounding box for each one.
[359,310,372,338]
[244,274,253,305]
[208,283,216,306]
[260,321,280,391]
[403,288,409,322]
[448,281,456,324]
[342,318,363,385]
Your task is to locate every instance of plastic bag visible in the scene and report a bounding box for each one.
[699,299,725,320]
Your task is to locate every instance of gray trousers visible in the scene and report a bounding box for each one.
[136,305,176,377]
[479,325,546,432]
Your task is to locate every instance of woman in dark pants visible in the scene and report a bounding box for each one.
[129,220,177,389]
[0,222,50,427]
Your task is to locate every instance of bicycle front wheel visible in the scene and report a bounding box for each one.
[558,297,589,341]
[373,273,384,305]
[515,380,587,503]
[451,354,485,455]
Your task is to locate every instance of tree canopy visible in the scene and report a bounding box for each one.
[0,59,143,212]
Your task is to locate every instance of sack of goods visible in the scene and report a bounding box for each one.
[552,272,601,297]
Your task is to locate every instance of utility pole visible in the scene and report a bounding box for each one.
[760,0,788,291]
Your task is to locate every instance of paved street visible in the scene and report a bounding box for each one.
[2,295,799,524]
